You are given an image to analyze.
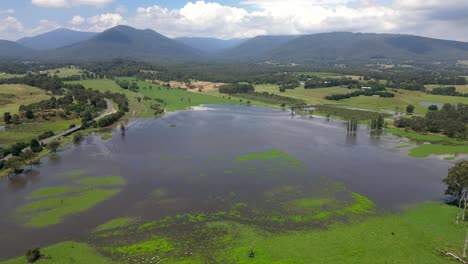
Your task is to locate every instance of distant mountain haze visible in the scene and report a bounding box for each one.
[17,29,96,50]
[174,37,247,53]
[1,26,468,63]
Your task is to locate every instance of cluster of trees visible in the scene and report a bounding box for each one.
[97,111,125,127]
[325,89,394,101]
[395,103,468,138]
[304,77,360,89]
[370,115,385,130]
[313,105,391,121]
[279,76,300,91]
[234,91,304,106]
[219,83,255,94]
[430,87,468,97]
[116,79,139,91]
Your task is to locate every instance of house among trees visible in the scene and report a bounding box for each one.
[361,86,371,90]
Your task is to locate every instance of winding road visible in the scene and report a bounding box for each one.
[2,98,116,161]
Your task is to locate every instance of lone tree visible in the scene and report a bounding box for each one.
[406,104,415,114]
[25,247,41,263]
[443,160,468,223]
[3,112,12,124]
[21,149,37,170]
[47,141,61,153]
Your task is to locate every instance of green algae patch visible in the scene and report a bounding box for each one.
[290,198,333,210]
[17,176,125,228]
[77,176,126,186]
[0,241,116,264]
[335,192,375,216]
[110,237,174,256]
[63,169,87,179]
[28,186,73,199]
[94,217,137,232]
[236,149,299,165]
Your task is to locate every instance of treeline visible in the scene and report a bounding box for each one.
[325,89,394,101]
[313,105,391,121]
[0,74,63,94]
[219,83,254,94]
[234,91,304,106]
[395,103,468,138]
[304,77,360,89]
[429,87,468,97]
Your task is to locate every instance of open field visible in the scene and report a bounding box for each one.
[0,74,24,79]
[425,84,468,93]
[0,119,78,146]
[47,67,82,77]
[67,78,233,118]
[0,84,50,119]
[256,84,468,114]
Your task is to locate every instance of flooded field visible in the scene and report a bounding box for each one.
[0,105,451,262]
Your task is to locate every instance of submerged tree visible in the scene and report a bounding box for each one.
[5,156,24,176]
[47,141,61,153]
[21,149,36,170]
[347,119,358,133]
[120,124,126,135]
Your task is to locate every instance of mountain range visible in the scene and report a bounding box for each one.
[2,25,468,64]
[17,28,96,50]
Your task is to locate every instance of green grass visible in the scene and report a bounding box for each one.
[67,78,233,118]
[236,149,297,163]
[385,128,456,143]
[0,84,50,119]
[2,203,465,263]
[47,67,82,78]
[17,176,125,227]
[94,217,137,232]
[0,242,116,264]
[0,73,24,79]
[0,119,78,146]
[255,84,468,114]
[409,144,468,158]
[212,203,465,263]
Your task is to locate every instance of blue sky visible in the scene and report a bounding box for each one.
[0,0,467,41]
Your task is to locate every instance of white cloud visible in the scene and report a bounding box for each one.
[0,9,15,15]
[0,16,24,40]
[0,16,24,32]
[86,13,125,32]
[123,0,468,41]
[70,15,85,25]
[31,0,113,8]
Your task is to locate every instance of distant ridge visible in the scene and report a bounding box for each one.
[47,25,201,62]
[175,37,247,53]
[220,32,468,62]
[1,26,468,63]
[17,28,96,50]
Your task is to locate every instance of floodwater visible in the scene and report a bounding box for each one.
[0,105,451,260]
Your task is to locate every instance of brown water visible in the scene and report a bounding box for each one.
[0,105,451,260]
